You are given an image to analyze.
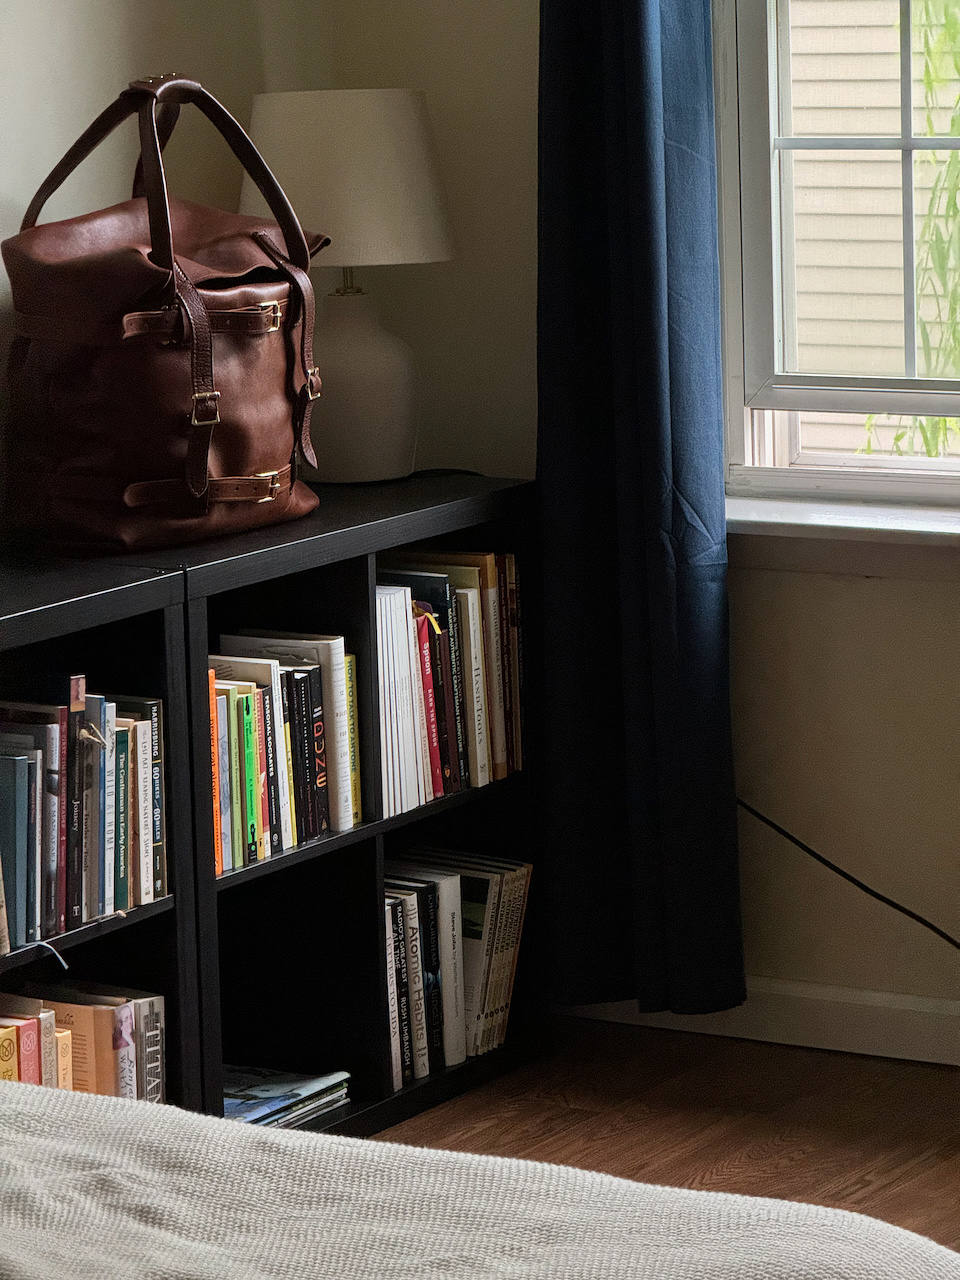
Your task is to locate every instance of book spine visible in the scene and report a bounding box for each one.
[55,707,67,935]
[471,874,503,1057]
[481,869,522,1054]
[268,669,293,851]
[260,686,282,856]
[114,1004,138,1099]
[290,673,315,840]
[4,1019,39,1084]
[399,893,430,1079]
[24,757,39,944]
[498,865,531,1048]
[80,697,101,922]
[481,582,508,781]
[223,688,243,869]
[65,676,85,929]
[0,1024,18,1080]
[436,631,461,793]
[419,884,445,1071]
[443,583,469,787]
[384,900,402,1092]
[279,678,298,844]
[344,654,363,824]
[55,1028,73,1089]
[114,728,129,912]
[103,704,116,916]
[455,591,490,788]
[253,688,270,860]
[376,598,393,819]
[511,554,524,769]
[238,694,259,865]
[319,639,353,833]
[406,600,431,806]
[0,755,28,948]
[391,897,413,1086]
[38,1009,57,1087]
[307,667,330,836]
[135,721,153,905]
[208,671,223,876]
[91,696,107,918]
[496,554,515,773]
[392,591,419,812]
[148,703,165,898]
[216,696,232,875]
[416,615,445,799]
[37,725,60,939]
[134,995,165,1103]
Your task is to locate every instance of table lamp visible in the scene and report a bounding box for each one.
[240,88,453,483]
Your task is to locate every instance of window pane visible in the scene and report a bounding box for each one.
[914,150,960,377]
[785,0,901,137]
[798,410,960,458]
[913,0,960,136]
[780,150,905,375]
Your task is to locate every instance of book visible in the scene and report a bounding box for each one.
[454,587,490,788]
[386,875,444,1072]
[208,670,223,876]
[223,1066,349,1125]
[209,655,293,850]
[394,552,507,781]
[377,568,468,787]
[384,898,403,1091]
[0,994,57,1087]
[259,685,281,855]
[103,702,116,917]
[376,591,399,817]
[284,669,315,839]
[221,634,353,835]
[37,998,117,1095]
[66,676,86,929]
[0,1023,18,1081]
[214,682,244,870]
[117,718,152,905]
[235,690,259,864]
[55,1028,73,1089]
[0,738,42,944]
[0,1016,40,1084]
[215,694,233,874]
[253,688,272,858]
[81,693,106,922]
[0,754,29,949]
[388,895,413,1085]
[384,884,429,1080]
[114,725,130,911]
[496,554,515,772]
[306,665,330,836]
[0,720,60,938]
[111,697,165,899]
[278,676,298,845]
[386,861,465,1066]
[505,554,522,770]
[415,611,445,799]
[344,654,362,823]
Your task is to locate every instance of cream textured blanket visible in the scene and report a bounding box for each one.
[0,1080,957,1280]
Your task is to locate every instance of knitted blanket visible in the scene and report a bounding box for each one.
[0,1081,956,1279]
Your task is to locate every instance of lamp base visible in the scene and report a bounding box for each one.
[308,291,417,483]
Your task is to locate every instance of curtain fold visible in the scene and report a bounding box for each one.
[537,0,746,1013]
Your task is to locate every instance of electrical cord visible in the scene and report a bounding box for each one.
[736,797,960,952]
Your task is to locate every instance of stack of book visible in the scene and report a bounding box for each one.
[222,1066,350,1127]
[208,632,361,874]
[0,983,164,1099]
[376,552,522,817]
[383,849,531,1090]
[0,681,167,954]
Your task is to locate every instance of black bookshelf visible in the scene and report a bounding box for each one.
[0,475,539,1132]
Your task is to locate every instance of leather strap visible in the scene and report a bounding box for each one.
[173,263,218,499]
[123,466,291,508]
[253,231,322,470]
[15,305,284,344]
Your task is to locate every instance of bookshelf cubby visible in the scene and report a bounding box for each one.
[0,475,538,1136]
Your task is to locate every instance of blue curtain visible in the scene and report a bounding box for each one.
[537,0,746,1012]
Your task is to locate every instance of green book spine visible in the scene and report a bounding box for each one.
[238,694,259,866]
[218,686,243,871]
[114,728,129,912]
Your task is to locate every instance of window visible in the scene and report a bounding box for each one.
[719,0,960,501]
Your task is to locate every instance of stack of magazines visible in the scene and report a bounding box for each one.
[222,1066,350,1127]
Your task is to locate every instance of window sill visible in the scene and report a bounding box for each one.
[726,496,960,546]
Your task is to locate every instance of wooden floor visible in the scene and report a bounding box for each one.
[377,1017,960,1250]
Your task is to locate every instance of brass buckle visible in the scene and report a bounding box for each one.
[191,391,221,426]
[306,367,322,400]
[256,470,281,502]
[260,302,282,333]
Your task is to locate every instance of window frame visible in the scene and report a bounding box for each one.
[717,0,960,504]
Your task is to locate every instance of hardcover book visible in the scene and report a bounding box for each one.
[0,753,29,949]
[110,697,166,899]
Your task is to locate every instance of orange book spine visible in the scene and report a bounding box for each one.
[208,669,223,875]
[0,1018,39,1084]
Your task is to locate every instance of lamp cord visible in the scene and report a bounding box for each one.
[736,798,960,952]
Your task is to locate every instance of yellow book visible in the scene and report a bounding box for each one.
[345,654,362,824]
[0,1023,19,1080]
[55,1028,73,1089]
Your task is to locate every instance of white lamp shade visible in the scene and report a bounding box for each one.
[240,88,453,267]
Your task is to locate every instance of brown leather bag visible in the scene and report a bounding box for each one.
[2,75,328,553]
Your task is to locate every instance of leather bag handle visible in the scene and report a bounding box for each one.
[21,75,311,273]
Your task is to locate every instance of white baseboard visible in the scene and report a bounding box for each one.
[564,976,960,1065]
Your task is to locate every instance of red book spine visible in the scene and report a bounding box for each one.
[208,671,222,876]
[254,688,270,859]
[1,1019,40,1085]
[416,615,445,799]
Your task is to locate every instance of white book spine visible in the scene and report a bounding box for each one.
[134,721,154,905]
[388,591,415,813]
[481,585,507,778]
[114,1004,137,1099]
[384,900,403,1090]
[316,638,354,833]
[455,589,489,787]
[404,589,431,805]
[383,592,404,814]
[395,891,429,1079]
[103,704,116,916]
[394,867,466,1067]
[376,595,393,818]
[215,696,232,871]
[37,1009,57,1087]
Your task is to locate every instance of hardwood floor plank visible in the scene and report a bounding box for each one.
[376,1017,960,1249]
